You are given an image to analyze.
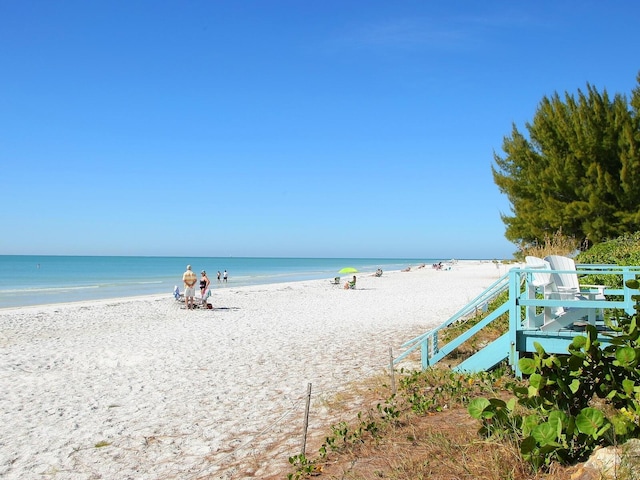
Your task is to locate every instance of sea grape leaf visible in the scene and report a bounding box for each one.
[468,398,491,419]
[576,408,605,437]
[519,357,537,375]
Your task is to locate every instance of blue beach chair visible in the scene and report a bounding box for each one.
[173,285,183,301]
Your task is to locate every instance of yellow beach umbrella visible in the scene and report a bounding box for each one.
[338,267,358,274]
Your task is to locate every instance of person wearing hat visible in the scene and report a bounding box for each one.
[182,265,198,310]
[199,270,210,299]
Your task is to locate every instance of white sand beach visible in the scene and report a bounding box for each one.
[0,261,508,479]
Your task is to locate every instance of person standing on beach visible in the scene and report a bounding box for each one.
[223,270,228,283]
[199,270,210,298]
[182,265,197,310]
[217,271,221,282]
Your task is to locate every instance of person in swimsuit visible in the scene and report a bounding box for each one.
[200,270,210,298]
[344,275,356,289]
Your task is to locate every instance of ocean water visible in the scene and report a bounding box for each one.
[0,256,441,308]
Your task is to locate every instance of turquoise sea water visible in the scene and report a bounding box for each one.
[0,256,442,308]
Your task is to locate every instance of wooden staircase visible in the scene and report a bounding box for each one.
[394,264,640,377]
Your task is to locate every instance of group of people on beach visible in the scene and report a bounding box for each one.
[181,265,227,310]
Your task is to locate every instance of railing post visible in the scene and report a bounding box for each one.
[622,267,636,315]
[508,267,521,377]
[421,336,430,369]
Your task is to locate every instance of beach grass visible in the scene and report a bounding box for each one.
[285,366,579,480]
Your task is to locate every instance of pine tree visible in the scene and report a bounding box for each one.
[492,73,640,249]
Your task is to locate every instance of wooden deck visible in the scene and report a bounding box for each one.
[394,263,640,377]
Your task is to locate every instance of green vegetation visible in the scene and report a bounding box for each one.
[288,368,525,480]
[577,232,640,266]
[516,229,580,262]
[492,73,640,251]
[286,237,640,478]
[575,232,640,289]
[469,279,640,472]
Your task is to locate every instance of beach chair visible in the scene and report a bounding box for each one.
[524,256,560,327]
[544,255,606,300]
[525,256,555,295]
[330,276,341,285]
[173,285,184,301]
[539,255,606,331]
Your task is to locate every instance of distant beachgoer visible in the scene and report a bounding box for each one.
[344,275,356,289]
[223,270,228,283]
[402,266,411,272]
[182,265,197,310]
[217,271,221,282]
[374,268,383,277]
[200,270,210,298]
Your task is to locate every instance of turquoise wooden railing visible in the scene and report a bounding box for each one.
[394,264,640,375]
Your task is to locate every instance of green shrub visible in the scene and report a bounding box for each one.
[577,233,640,266]
[469,279,640,470]
[576,232,640,289]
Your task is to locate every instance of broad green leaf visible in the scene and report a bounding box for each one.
[548,411,566,438]
[512,385,529,396]
[556,376,567,392]
[569,379,581,394]
[520,435,537,454]
[626,279,639,290]
[519,357,537,375]
[529,373,545,390]
[488,398,507,409]
[606,389,618,400]
[630,316,638,335]
[597,424,612,438]
[568,355,584,370]
[571,336,587,349]
[522,414,540,437]
[615,347,637,366]
[534,341,546,356]
[467,398,491,419]
[532,422,558,445]
[576,408,605,436]
[548,410,568,426]
[622,378,636,396]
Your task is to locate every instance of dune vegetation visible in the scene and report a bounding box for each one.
[286,234,640,480]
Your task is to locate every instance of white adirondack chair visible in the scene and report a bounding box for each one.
[544,255,606,300]
[525,256,561,327]
[541,255,606,331]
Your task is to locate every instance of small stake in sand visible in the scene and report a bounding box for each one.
[389,347,396,395]
[301,382,312,456]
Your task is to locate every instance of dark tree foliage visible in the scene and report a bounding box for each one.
[493,73,640,249]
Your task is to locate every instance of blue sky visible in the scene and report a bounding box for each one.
[1,1,638,259]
